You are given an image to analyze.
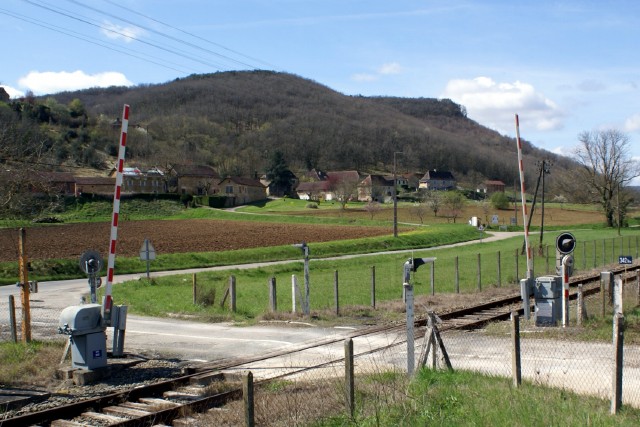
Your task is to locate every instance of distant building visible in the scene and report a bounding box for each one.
[217,176,267,206]
[418,170,456,190]
[358,174,394,202]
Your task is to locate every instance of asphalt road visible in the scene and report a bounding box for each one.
[0,231,515,362]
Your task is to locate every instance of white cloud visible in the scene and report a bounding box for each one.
[352,62,403,83]
[378,62,402,75]
[0,85,25,99]
[100,21,146,43]
[18,70,133,95]
[624,113,640,132]
[351,73,378,82]
[441,76,565,133]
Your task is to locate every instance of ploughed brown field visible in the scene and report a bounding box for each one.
[0,220,393,262]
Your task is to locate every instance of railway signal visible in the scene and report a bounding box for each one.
[79,250,104,304]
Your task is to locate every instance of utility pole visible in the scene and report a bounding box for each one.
[539,160,551,248]
[393,151,403,238]
[18,228,31,343]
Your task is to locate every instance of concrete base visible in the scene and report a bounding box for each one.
[0,388,50,410]
[57,353,144,386]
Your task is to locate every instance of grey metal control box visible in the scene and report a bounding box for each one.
[534,276,562,326]
[59,304,107,370]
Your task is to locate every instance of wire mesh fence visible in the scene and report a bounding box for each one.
[1,235,640,424]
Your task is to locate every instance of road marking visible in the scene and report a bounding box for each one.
[126,329,292,345]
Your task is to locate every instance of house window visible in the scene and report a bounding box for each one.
[225,185,233,194]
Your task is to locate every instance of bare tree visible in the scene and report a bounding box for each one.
[422,189,442,217]
[364,201,382,219]
[575,129,640,227]
[442,191,465,223]
[329,175,360,210]
[411,202,428,224]
[0,108,58,217]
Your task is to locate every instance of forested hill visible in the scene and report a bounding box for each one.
[44,71,574,188]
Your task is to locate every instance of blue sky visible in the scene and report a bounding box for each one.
[2,0,639,180]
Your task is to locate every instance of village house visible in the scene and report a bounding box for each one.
[34,171,76,195]
[418,170,456,191]
[482,180,506,194]
[296,180,332,201]
[167,164,220,195]
[109,167,167,194]
[74,177,116,195]
[358,174,394,202]
[216,176,267,207]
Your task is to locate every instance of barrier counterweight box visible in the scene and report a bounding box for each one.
[534,276,562,326]
[59,304,107,370]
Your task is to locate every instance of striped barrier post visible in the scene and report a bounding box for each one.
[103,104,130,326]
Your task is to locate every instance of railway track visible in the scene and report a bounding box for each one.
[3,264,638,426]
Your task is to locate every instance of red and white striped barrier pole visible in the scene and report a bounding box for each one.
[103,104,129,326]
[515,114,534,320]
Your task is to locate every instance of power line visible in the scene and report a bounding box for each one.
[101,0,278,70]
[66,0,262,70]
[0,8,195,75]
[22,0,235,71]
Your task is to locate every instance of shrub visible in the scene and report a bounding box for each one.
[490,191,510,210]
[306,202,319,209]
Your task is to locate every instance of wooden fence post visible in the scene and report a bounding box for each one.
[243,371,255,427]
[269,277,277,312]
[611,314,624,415]
[345,338,355,418]
[511,312,521,387]
[593,240,597,269]
[18,228,31,343]
[371,266,376,309]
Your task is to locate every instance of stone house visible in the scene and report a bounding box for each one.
[418,170,456,191]
[216,176,267,206]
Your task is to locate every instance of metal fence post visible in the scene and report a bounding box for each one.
[269,277,277,312]
[291,274,297,313]
[334,270,339,316]
[514,249,519,284]
[577,284,585,326]
[511,312,521,387]
[345,338,355,418]
[430,262,435,296]
[477,253,481,291]
[9,295,18,343]
[192,273,197,305]
[243,371,255,427]
[582,241,586,271]
[611,313,624,415]
[371,266,376,309]
[454,256,459,293]
[230,275,236,313]
[497,251,501,287]
[404,283,415,375]
[636,270,640,307]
